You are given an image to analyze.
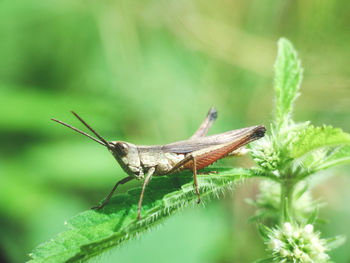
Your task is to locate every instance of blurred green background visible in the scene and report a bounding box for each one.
[1,0,350,262]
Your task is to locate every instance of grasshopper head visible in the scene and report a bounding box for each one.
[51,112,143,179]
[109,141,143,178]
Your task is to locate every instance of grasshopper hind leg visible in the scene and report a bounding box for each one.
[165,154,202,204]
[192,157,201,204]
[190,107,217,139]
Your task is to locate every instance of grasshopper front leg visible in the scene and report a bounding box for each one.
[92,176,134,210]
[137,167,155,220]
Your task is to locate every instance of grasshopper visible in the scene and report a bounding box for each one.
[52,108,266,219]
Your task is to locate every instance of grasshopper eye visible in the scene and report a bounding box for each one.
[114,142,129,156]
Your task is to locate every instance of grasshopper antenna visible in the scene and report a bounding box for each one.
[70,111,110,147]
[51,118,106,146]
[51,112,110,147]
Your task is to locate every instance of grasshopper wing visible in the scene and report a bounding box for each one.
[162,125,265,154]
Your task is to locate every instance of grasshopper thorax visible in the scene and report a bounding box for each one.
[109,141,144,179]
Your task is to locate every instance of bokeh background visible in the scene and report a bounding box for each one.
[1,0,350,262]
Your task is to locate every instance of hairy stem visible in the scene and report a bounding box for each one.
[280,179,295,223]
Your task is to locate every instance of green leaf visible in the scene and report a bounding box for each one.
[28,168,251,263]
[291,125,350,159]
[325,235,346,250]
[274,38,303,126]
[315,145,350,171]
[297,145,350,179]
[293,182,308,200]
[306,206,319,225]
[257,223,273,241]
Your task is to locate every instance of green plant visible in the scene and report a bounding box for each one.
[250,38,350,262]
[28,38,350,263]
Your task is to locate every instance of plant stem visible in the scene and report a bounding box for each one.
[280,179,295,223]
